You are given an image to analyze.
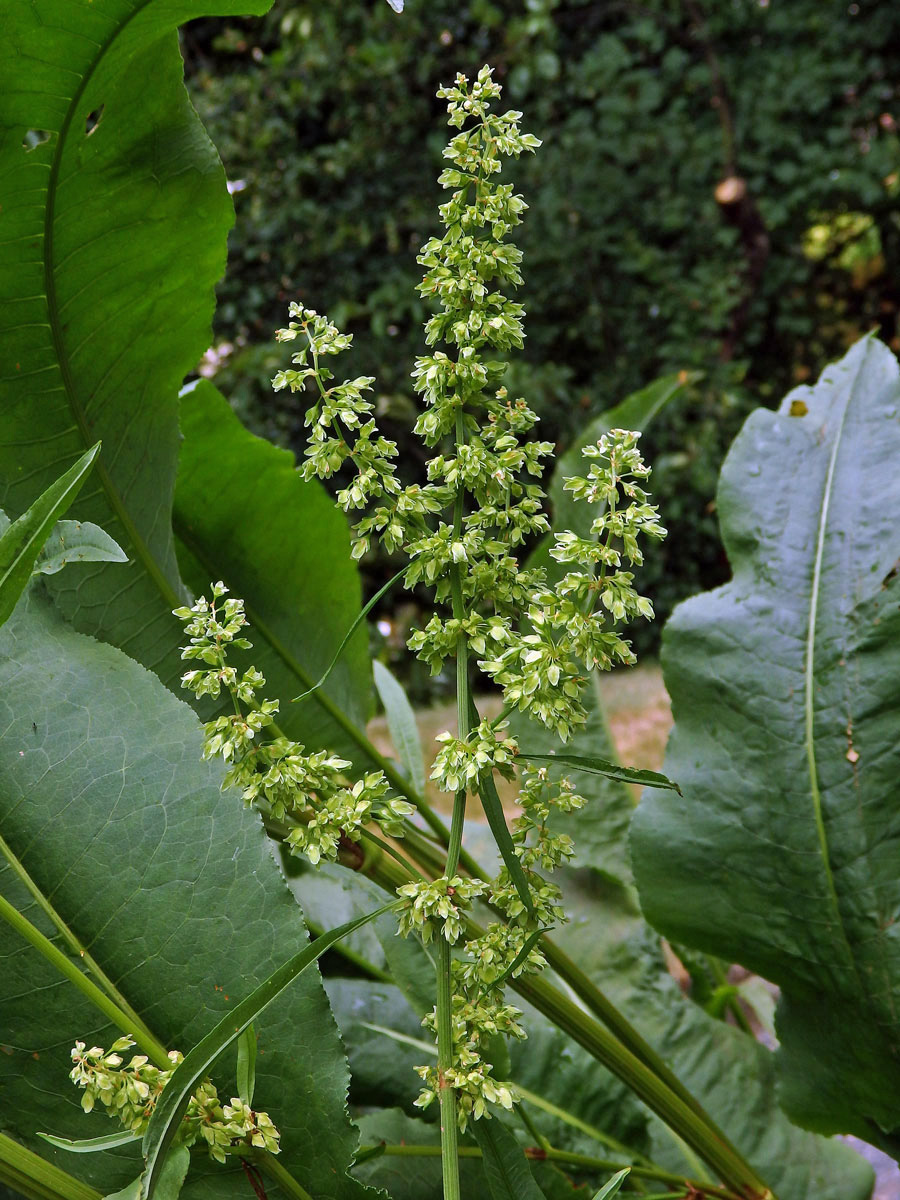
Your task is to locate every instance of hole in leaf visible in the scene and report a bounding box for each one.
[22,129,51,151]
[84,105,104,136]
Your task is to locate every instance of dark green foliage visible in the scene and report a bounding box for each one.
[185,0,900,641]
[632,337,900,1150]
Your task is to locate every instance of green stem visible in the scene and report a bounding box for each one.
[360,1141,734,1197]
[0,891,169,1066]
[514,970,769,1199]
[0,1132,102,1200]
[353,847,773,1200]
[303,917,393,984]
[436,936,461,1200]
[0,833,159,1053]
[246,1149,315,1200]
[515,1101,550,1152]
[435,409,473,1200]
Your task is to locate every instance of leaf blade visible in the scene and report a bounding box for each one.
[471,1118,549,1200]
[373,660,427,794]
[141,901,398,1200]
[0,443,99,625]
[517,753,680,795]
[631,336,900,1144]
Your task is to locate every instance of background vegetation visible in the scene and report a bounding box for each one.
[184,0,900,662]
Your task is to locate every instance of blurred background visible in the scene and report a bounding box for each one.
[181,0,900,698]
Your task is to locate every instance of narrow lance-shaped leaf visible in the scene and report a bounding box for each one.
[0,443,99,625]
[38,1134,141,1156]
[235,1026,256,1109]
[36,521,128,576]
[517,753,680,795]
[632,336,900,1148]
[373,659,427,795]
[141,901,399,1200]
[590,1168,630,1200]
[471,1118,549,1200]
[470,698,534,916]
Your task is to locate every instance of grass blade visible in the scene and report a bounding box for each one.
[141,901,398,1200]
[517,752,681,795]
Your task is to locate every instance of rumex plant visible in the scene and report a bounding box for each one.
[171,66,665,1198]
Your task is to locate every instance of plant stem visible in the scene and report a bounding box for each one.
[358,1140,734,1198]
[0,1132,102,1200]
[303,916,393,984]
[434,407,474,1200]
[0,833,159,1053]
[246,1149,315,1200]
[436,936,461,1200]
[353,844,773,1200]
[0,891,169,1066]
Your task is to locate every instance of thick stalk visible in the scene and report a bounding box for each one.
[362,1141,734,1198]
[353,844,773,1200]
[0,1133,102,1200]
[434,408,473,1200]
[0,833,159,1053]
[0,891,169,1066]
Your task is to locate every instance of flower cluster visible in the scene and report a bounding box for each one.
[69,1037,279,1160]
[265,66,665,1130]
[175,583,414,866]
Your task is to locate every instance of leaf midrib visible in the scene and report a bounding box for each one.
[43,0,181,612]
[803,354,863,978]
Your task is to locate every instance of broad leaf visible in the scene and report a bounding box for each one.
[0,0,261,669]
[0,2,373,762]
[0,445,99,626]
[0,593,374,1200]
[631,336,900,1147]
[143,902,397,1200]
[550,871,875,1200]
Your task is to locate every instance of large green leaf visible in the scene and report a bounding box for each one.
[0,592,374,1200]
[0,2,371,760]
[631,336,900,1147]
[0,0,258,669]
[173,382,371,755]
[551,871,875,1200]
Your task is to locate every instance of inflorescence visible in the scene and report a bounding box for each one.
[70,64,665,1151]
[68,1037,279,1160]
